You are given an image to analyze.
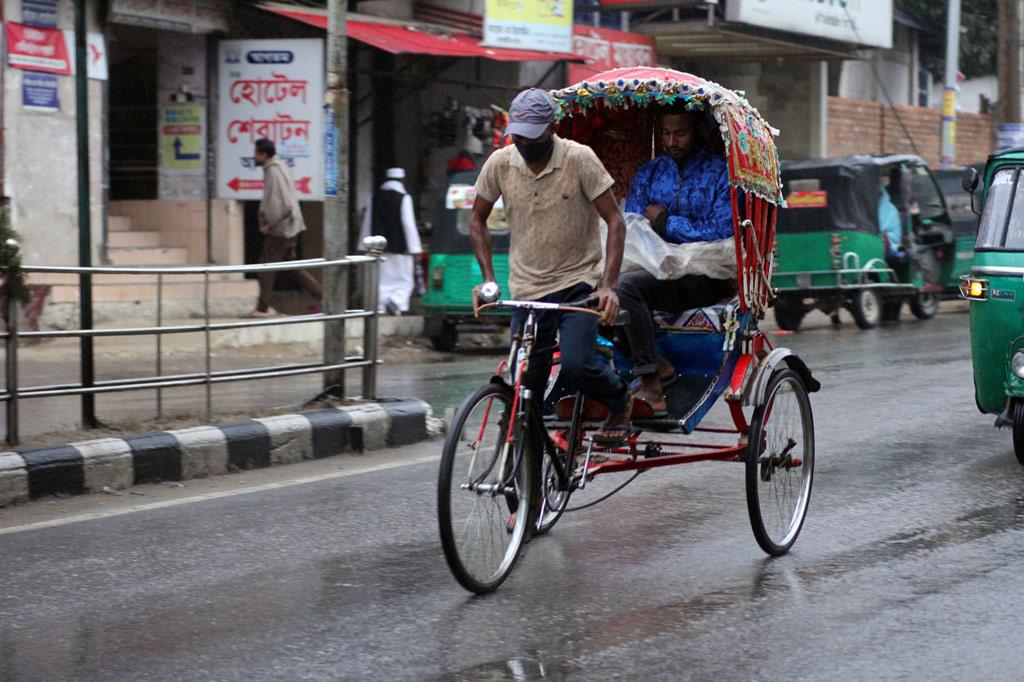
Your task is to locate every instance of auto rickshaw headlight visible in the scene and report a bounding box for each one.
[959,277,988,300]
[1013,352,1024,380]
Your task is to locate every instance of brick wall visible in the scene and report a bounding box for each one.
[827,96,994,166]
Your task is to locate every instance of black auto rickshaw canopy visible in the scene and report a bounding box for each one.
[777,154,928,235]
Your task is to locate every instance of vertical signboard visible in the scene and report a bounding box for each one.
[217,39,325,201]
[725,0,892,49]
[483,0,572,54]
[161,104,205,171]
[22,72,59,111]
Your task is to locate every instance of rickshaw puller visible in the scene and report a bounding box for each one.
[469,88,634,446]
[619,105,736,416]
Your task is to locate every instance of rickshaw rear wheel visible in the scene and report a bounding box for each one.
[773,298,806,332]
[746,368,815,556]
[849,289,881,329]
[909,292,939,320]
[1012,400,1024,467]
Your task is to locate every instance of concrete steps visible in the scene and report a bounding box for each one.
[107,246,191,266]
[46,279,258,304]
[107,230,162,248]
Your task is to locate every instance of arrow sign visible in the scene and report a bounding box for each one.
[173,137,201,161]
[226,177,312,195]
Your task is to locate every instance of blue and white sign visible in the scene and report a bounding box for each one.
[997,123,1024,153]
[22,72,59,112]
[324,103,338,197]
[22,0,59,28]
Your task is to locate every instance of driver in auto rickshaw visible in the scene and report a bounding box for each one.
[617,103,736,416]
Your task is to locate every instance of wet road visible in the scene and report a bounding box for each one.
[3,308,1023,680]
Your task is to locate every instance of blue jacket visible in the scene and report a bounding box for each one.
[624,148,733,244]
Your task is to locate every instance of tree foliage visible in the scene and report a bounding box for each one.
[895,0,996,79]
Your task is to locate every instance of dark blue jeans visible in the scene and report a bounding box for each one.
[511,282,628,414]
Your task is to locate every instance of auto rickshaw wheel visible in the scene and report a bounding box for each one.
[909,292,939,320]
[1012,400,1024,467]
[849,289,882,330]
[429,321,458,352]
[773,298,806,332]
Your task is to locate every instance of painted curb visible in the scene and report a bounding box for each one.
[0,399,435,507]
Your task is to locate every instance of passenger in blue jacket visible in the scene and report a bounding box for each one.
[619,105,736,416]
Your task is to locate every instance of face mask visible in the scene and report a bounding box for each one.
[515,137,553,163]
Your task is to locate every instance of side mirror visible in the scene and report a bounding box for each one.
[962,167,982,216]
[962,167,980,193]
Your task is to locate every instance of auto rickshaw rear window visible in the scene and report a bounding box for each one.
[976,168,1017,249]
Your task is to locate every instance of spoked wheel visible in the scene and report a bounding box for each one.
[746,368,815,556]
[438,383,533,594]
[535,447,573,536]
[1012,399,1024,467]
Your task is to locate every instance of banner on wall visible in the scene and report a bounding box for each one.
[216,39,325,201]
[6,22,71,74]
[567,26,655,84]
[483,0,572,54]
[22,0,58,27]
[725,0,892,49]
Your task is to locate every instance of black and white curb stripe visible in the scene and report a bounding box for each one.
[0,399,436,507]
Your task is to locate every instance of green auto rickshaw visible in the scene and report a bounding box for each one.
[421,169,510,351]
[961,149,1024,465]
[772,154,970,331]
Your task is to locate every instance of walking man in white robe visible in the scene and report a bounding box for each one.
[359,168,423,314]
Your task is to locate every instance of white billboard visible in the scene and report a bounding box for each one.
[216,39,325,201]
[726,0,892,49]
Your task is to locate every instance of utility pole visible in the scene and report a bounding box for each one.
[75,1,96,427]
[940,0,961,169]
[997,0,1022,143]
[323,0,351,394]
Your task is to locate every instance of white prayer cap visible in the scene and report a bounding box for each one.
[386,167,405,180]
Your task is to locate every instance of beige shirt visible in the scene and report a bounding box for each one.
[259,156,306,238]
[475,135,615,300]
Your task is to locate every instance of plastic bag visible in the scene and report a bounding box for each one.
[600,212,736,280]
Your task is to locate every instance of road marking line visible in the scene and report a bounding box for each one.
[0,454,439,536]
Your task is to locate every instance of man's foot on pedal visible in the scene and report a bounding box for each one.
[593,404,637,448]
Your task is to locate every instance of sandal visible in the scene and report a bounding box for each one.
[593,400,639,447]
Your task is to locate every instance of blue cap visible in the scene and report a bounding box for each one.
[507,88,556,139]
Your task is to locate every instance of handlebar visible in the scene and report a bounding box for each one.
[477,298,630,326]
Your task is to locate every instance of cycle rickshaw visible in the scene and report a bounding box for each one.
[437,68,820,594]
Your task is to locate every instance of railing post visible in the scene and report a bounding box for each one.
[203,271,211,420]
[156,273,163,418]
[5,266,18,447]
[361,236,386,399]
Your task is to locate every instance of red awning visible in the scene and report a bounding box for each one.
[260,5,582,62]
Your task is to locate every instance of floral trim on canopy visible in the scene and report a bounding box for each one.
[551,68,784,205]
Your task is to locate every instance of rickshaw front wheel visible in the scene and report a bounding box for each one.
[849,289,881,329]
[1012,400,1024,467]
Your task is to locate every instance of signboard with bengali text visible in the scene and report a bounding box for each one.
[216,39,325,201]
[567,26,655,85]
[483,0,572,54]
[725,0,892,49]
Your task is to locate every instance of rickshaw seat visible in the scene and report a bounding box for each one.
[654,298,739,333]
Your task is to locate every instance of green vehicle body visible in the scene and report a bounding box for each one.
[421,170,510,351]
[963,150,1024,436]
[771,154,973,330]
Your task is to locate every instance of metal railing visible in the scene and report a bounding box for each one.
[0,236,388,446]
